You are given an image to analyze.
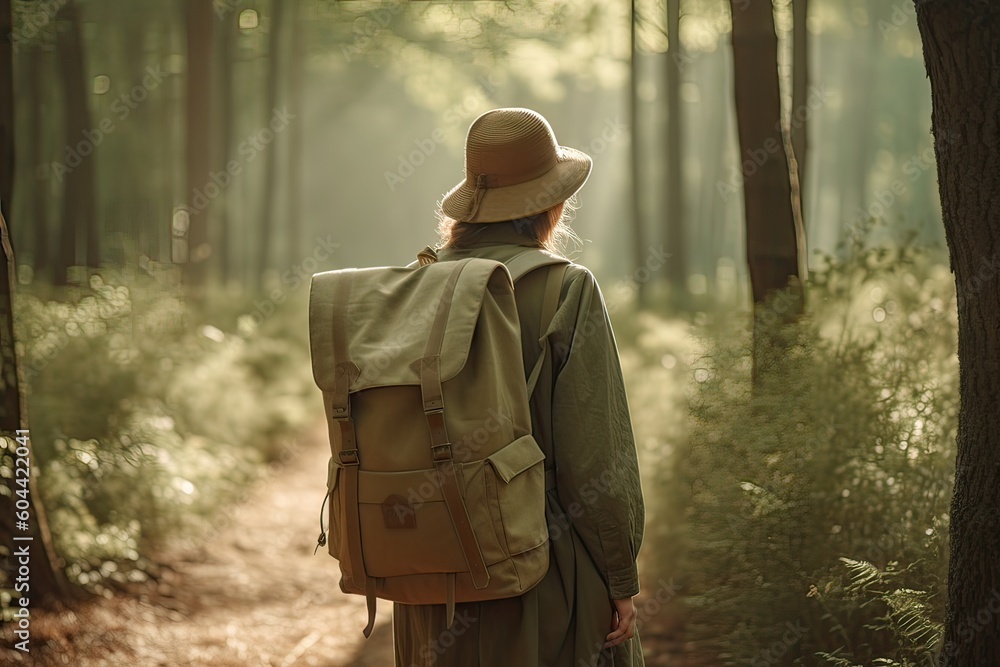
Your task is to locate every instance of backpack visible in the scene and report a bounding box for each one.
[308,246,569,637]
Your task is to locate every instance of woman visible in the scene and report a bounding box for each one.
[393,108,645,667]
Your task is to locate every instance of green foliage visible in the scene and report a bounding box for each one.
[630,236,956,666]
[0,273,316,607]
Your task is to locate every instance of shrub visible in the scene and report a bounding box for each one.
[0,272,316,608]
[629,237,956,666]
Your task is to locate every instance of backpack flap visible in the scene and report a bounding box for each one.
[308,258,515,393]
[487,434,545,483]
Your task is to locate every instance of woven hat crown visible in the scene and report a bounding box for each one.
[464,108,560,188]
[441,107,592,223]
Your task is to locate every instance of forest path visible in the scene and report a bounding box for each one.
[18,418,395,667]
[16,416,689,666]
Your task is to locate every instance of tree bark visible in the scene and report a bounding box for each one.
[913,3,1000,664]
[629,0,646,306]
[791,0,808,210]
[729,0,805,383]
[54,1,97,285]
[664,0,685,290]
[728,0,803,301]
[0,0,13,221]
[286,0,305,270]
[27,47,49,277]
[0,109,70,605]
[184,0,214,288]
[257,0,284,289]
[217,11,236,285]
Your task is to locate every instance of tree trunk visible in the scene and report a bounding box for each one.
[184,0,214,288]
[852,15,878,232]
[791,0,808,212]
[728,0,804,324]
[0,34,70,597]
[0,0,13,220]
[664,0,685,291]
[286,0,304,270]
[629,0,646,306]
[257,0,284,289]
[217,11,236,285]
[913,3,1000,664]
[27,47,49,277]
[54,1,97,286]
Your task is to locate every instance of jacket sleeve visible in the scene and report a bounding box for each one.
[549,266,645,599]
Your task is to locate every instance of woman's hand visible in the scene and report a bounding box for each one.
[604,597,637,648]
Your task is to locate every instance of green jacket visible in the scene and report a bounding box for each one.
[393,224,646,667]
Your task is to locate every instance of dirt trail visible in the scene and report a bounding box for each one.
[15,419,396,667]
[12,418,689,666]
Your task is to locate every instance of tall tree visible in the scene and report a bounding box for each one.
[791,0,808,224]
[1,0,68,600]
[184,0,214,287]
[0,0,12,221]
[630,0,647,305]
[0,211,69,605]
[913,3,1000,664]
[286,0,305,270]
[257,0,284,288]
[663,0,685,292]
[54,1,98,285]
[728,0,804,373]
[27,46,49,277]
[217,11,237,285]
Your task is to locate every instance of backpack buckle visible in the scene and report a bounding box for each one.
[339,449,360,466]
[431,444,453,462]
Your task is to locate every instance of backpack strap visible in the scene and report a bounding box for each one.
[418,260,492,628]
[326,273,378,638]
[526,263,567,398]
[504,247,567,283]
[503,249,570,399]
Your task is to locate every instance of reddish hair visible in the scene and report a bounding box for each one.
[437,201,577,255]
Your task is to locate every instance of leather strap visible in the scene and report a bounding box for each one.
[419,260,491,591]
[363,577,378,638]
[445,573,457,629]
[326,271,374,635]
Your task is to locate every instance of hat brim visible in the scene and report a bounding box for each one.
[440,147,592,223]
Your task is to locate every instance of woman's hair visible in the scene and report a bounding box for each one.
[437,198,580,256]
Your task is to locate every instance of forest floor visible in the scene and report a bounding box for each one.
[9,418,690,667]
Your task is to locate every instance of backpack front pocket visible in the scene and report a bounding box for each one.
[485,435,549,557]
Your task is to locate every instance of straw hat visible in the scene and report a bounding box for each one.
[440,108,593,223]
